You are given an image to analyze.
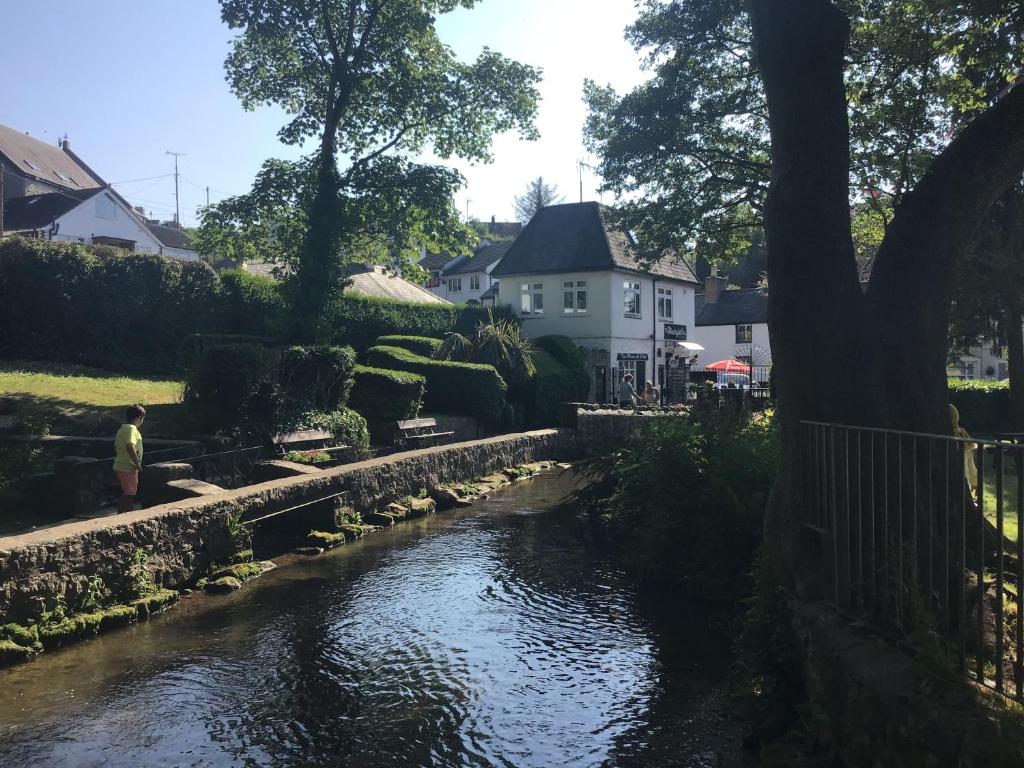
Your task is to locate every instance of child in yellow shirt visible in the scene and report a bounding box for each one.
[113,404,146,512]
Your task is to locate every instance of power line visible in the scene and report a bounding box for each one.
[109,173,172,186]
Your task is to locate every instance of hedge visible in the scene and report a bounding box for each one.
[948,378,1009,435]
[0,237,220,373]
[183,343,279,435]
[279,345,356,412]
[349,365,426,423]
[364,345,507,423]
[506,336,591,428]
[217,268,288,337]
[375,335,443,357]
[327,293,516,352]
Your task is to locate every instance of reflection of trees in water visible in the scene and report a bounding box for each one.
[201,550,474,766]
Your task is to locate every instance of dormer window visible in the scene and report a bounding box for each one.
[23,159,41,172]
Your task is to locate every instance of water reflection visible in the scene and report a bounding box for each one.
[0,472,741,767]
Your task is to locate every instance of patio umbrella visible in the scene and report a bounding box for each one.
[705,358,751,374]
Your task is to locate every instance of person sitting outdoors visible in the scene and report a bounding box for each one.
[642,380,660,405]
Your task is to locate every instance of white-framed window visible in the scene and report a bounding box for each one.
[447,277,462,292]
[563,280,588,314]
[95,194,117,220]
[470,274,480,291]
[736,323,752,343]
[624,280,641,317]
[521,282,544,315]
[657,286,673,320]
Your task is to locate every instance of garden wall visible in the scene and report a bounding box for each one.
[0,429,577,624]
[797,601,1024,767]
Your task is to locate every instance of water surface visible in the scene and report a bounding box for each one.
[0,471,742,767]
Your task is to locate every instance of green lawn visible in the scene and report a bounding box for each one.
[0,360,185,437]
[982,450,1021,544]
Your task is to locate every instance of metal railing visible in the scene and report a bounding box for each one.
[801,420,1024,699]
[176,445,265,489]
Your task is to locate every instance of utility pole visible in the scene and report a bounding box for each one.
[0,162,5,237]
[578,160,586,203]
[465,197,473,221]
[166,150,185,227]
[205,186,210,208]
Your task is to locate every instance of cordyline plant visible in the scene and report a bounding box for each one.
[434,311,536,385]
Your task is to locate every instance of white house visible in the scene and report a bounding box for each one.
[492,201,699,403]
[435,241,511,304]
[691,275,772,381]
[0,122,197,260]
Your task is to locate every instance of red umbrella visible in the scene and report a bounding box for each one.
[705,358,751,374]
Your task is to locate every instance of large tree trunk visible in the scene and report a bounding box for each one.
[751,0,1024,591]
[1006,301,1024,430]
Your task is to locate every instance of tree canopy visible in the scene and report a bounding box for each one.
[208,0,542,339]
[513,176,564,223]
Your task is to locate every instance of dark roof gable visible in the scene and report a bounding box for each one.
[146,222,192,250]
[2,189,95,231]
[444,241,512,275]
[695,289,768,326]
[0,124,103,192]
[491,201,697,283]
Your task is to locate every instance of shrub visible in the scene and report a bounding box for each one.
[375,335,443,357]
[513,348,591,428]
[365,345,507,423]
[0,237,218,373]
[326,292,516,351]
[183,343,279,435]
[216,268,288,337]
[572,409,778,596]
[179,333,279,373]
[948,378,1009,435]
[279,345,356,411]
[349,365,426,423]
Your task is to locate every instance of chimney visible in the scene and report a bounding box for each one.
[491,215,496,223]
[60,135,70,151]
[704,272,728,303]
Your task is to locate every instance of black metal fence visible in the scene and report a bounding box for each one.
[176,446,265,489]
[800,420,1024,699]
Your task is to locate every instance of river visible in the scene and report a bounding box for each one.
[0,470,745,767]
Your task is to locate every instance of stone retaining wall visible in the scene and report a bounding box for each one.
[798,601,1024,766]
[0,429,576,625]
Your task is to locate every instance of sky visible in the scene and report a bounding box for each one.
[0,0,650,227]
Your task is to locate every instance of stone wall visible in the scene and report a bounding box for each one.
[574,408,686,451]
[0,429,577,625]
[798,601,1024,767]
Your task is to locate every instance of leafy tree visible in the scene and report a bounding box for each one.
[513,176,564,223]
[215,0,541,340]
[434,312,536,385]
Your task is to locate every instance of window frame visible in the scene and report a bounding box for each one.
[735,323,753,344]
[520,282,544,316]
[447,276,462,293]
[469,274,481,291]
[657,286,673,321]
[623,280,642,318]
[562,279,588,314]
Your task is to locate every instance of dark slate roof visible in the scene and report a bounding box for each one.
[695,289,769,326]
[491,201,698,283]
[146,222,192,250]
[0,124,103,191]
[444,241,512,275]
[419,251,453,271]
[2,189,93,230]
[479,282,499,300]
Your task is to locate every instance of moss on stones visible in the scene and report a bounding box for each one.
[210,562,266,581]
[99,605,138,630]
[306,530,346,549]
[231,549,254,564]
[131,588,179,618]
[0,640,33,664]
[2,622,38,648]
[338,523,365,540]
[204,576,242,594]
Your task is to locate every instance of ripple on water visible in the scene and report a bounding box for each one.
[0,473,740,768]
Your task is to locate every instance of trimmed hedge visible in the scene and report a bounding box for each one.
[948,378,1009,435]
[365,345,507,423]
[179,333,279,373]
[327,293,516,352]
[375,335,443,357]
[217,268,288,337]
[279,345,356,412]
[510,336,591,428]
[183,343,279,435]
[0,237,219,373]
[350,365,426,423]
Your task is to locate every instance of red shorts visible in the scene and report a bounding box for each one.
[115,470,139,496]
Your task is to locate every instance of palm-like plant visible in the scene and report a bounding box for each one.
[433,310,536,384]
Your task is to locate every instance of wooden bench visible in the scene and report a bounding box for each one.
[272,429,349,458]
[394,418,454,450]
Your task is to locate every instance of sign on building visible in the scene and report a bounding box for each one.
[663,323,688,341]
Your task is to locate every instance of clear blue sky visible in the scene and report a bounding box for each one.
[0,1,647,227]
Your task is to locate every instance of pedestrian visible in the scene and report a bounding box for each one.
[114,404,146,513]
[642,380,660,405]
[619,373,639,407]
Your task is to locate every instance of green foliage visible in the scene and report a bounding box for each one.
[178,333,279,373]
[0,237,218,373]
[78,575,108,613]
[283,449,331,464]
[279,345,356,411]
[281,407,369,454]
[513,347,590,429]
[217,0,541,339]
[349,365,425,423]
[948,378,1009,435]
[574,410,778,596]
[375,335,442,357]
[127,549,157,599]
[433,311,536,386]
[183,343,280,436]
[216,269,289,337]
[327,292,514,351]
[514,176,564,223]
[366,344,507,423]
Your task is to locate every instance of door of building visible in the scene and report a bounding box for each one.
[635,360,646,389]
[595,366,608,404]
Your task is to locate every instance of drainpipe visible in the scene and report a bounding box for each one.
[652,277,658,394]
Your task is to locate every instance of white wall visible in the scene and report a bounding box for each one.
[691,322,771,369]
[439,269,495,304]
[51,192,165,253]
